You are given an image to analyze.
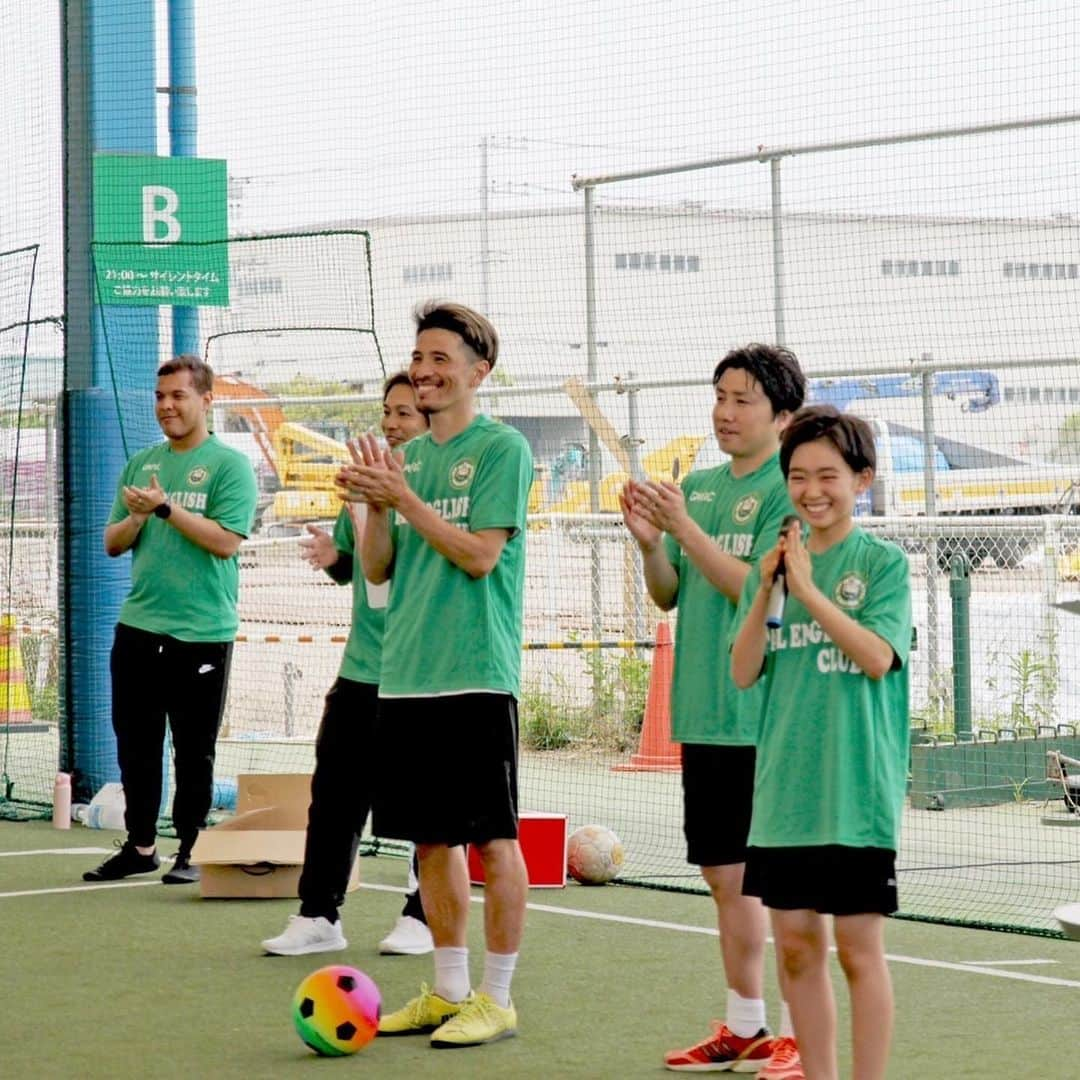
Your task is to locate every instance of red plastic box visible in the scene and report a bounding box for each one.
[467,811,568,888]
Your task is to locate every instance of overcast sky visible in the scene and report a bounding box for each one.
[4,0,1080,324]
[194,0,1080,227]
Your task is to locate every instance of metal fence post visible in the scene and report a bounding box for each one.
[920,362,942,694]
[769,156,785,346]
[623,373,646,643]
[583,186,602,647]
[1042,515,1062,720]
[949,553,972,738]
[283,661,301,738]
[583,186,605,715]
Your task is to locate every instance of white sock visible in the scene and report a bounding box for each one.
[432,946,471,1003]
[726,989,767,1038]
[779,1001,795,1039]
[479,950,518,1008]
[406,846,420,894]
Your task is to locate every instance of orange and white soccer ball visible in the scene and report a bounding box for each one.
[567,824,624,885]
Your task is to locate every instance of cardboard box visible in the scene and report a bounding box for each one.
[467,812,568,888]
[191,774,359,899]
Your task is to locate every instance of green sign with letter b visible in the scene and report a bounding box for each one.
[93,154,230,307]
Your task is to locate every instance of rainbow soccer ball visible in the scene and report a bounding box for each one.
[567,824,624,885]
[292,965,380,1056]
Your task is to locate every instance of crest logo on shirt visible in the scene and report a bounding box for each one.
[732,493,760,524]
[449,458,475,489]
[187,466,209,486]
[834,572,868,610]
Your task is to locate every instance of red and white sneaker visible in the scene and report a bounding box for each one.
[664,1022,775,1072]
[758,1037,805,1079]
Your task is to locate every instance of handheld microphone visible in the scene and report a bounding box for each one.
[765,514,801,630]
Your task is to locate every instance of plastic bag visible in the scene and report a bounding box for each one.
[78,782,127,830]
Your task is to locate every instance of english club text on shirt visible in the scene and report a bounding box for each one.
[767,619,864,675]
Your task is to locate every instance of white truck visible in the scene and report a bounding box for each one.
[858,419,1078,567]
[692,414,1077,567]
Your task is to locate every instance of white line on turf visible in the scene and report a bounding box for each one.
[0,847,112,857]
[0,875,1073,988]
[879,952,1077,987]
[357,883,1080,989]
[0,880,161,899]
[958,959,1060,967]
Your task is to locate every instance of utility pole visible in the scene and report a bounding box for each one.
[480,136,491,317]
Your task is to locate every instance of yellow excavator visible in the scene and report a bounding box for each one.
[543,434,706,515]
[213,375,353,533]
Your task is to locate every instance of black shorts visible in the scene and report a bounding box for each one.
[742,845,898,916]
[372,693,520,847]
[681,743,756,867]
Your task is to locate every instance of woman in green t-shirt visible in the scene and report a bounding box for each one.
[732,406,912,1080]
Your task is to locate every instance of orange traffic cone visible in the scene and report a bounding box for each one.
[612,621,681,772]
[0,614,33,726]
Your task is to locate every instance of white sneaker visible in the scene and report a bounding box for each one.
[378,915,434,955]
[261,915,347,956]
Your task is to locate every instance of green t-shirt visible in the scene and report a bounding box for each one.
[737,527,912,849]
[109,435,258,641]
[379,415,533,697]
[330,505,385,685]
[662,456,793,745]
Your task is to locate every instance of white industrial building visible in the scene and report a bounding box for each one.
[212,203,1080,462]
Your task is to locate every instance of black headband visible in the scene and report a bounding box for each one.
[416,310,488,358]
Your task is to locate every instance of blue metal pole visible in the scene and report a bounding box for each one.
[66,0,159,800]
[168,0,200,357]
[90,3,159,395]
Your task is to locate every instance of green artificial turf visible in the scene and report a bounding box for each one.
[2,819,1078,1078]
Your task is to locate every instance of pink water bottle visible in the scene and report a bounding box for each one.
[52,771,72,830]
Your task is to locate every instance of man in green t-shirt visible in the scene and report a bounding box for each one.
[83,356,257,886]
[337,302,532,1051]
[620,345,807,1076]
[732,406,911,1080]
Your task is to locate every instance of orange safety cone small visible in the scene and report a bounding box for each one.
[612,621,681,772]
[0,614,33,726]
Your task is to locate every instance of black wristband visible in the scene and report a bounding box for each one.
[326,552,353,583]
[153,500,172,520]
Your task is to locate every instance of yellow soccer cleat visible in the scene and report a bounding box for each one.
[377,983,468,1036]
[430,991,518,1048]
